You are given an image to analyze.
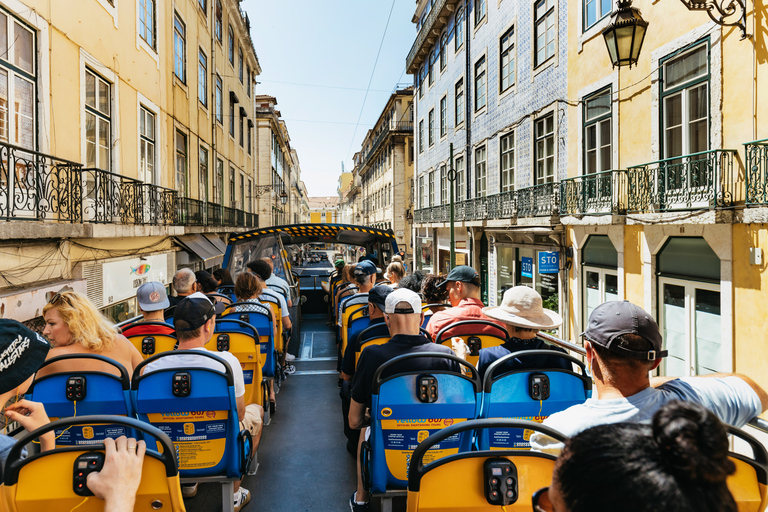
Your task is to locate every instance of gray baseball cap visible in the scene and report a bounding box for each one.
[137,281,170,311]
[582,300,667,361]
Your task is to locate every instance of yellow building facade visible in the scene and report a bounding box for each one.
[563,1,768,388]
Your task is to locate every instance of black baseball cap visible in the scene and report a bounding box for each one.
[174,294,226,332]
[437,265,481,288]
[582,300,667,361]
[0,319,50,394]
[368,285,393,311]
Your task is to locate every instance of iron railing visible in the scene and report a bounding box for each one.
[176,197,205,226]
[362,122,414,165]
[222,205,237,226]
[517,182,559,217]
[406,0,455,73]
[560,169,627,215]
[745,139,768,205]
[627,149,737,212]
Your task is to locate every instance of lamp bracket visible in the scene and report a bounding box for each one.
[679,0,749,39]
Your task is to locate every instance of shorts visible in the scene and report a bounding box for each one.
[240,404,263,439]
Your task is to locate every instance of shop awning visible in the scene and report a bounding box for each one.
[174,234,224,268]
[203,234,227,255]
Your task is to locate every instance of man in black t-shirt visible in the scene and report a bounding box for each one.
[347,289,459,512]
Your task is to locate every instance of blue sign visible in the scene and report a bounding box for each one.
[538,251,560,274]
[521,257,533,278]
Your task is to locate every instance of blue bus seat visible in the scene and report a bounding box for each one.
[131,351,252,512]
[478,350,591,451]
[122,321,178,359]
[435,320,509,368]
[354,323,390,368]
[406,418,566,512]
[362,353,481,494]
[217,285,236,302]
[208,318,266,409]
[2,415,185,512]
[344,306,370,359]
[221,302,277,381]
[26,354,134,447]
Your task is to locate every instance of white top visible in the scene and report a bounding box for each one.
[266,274,290,299]
[143,347,245,398]
[530,376,762,454]
[260,288,289,318]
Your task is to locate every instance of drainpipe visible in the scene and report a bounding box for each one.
[210,3,216,212]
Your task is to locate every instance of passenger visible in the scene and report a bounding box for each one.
[121,281,174,337]
[384,261,405,287]
[85,435,147,512]
[196,270,232,307]
[398,270,426,294]
[530,300,768,454]
[213,268,234,287]
[37,291,143,378]
[334,264,357,310]
[420,274,448,326]
[348,288,461,512]
[260,257,293,308]
[338,261,379,329]
[476,286,571,381]
[425,265,506,340]
[247,259,294,374]
[535,400,738,512]
[143,295,263,508]
[167,268,198,307]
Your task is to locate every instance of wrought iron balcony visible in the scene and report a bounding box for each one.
[745,139,768,205]
[560,170,627,216]
[627,149,737,212]
[517,182,560,217]
[406,0,459,74]
[362,122,414,166]
[176,197,206,226]
[487,191,516,219]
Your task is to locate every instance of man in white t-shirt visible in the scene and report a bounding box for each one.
[261,257,293,308]
[143,294,263,511]
[530,300,768,454]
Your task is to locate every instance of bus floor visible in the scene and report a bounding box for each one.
[182,314,359,511]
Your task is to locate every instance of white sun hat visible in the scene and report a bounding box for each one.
[483,286,562,330]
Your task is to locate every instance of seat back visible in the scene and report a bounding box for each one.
[2,415,185,512]
[206,318,264,408]
[26,354,133,447]
[366,353,481,493]
[355,323,391,368]
[221,302,276,379]
[435,320,509,367]
[340,302,366,355]
[217,285,236,302]
[131,351,250,479]
[344,306,370,356]
[726,426,768,512]
[406,418,565,512]
[123,321,178,359]
[478,350,591,450]
[260,294,285,352]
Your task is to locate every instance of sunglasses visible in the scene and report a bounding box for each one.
[48,292,72,306]
[532,487,554,512]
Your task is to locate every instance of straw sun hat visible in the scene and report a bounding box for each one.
[483,286,562,330]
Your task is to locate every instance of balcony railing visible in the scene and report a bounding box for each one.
[627,149,737,213]
[517,182,559,217]
[362,122,414,165]
[406,0,455,73]
[746,139,768,205]
[0,141,257,229]
[560,170,627,216]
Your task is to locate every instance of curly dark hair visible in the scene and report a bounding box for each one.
[421,274,448,303]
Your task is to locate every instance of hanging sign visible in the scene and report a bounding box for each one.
[521,257,533,278]
[538,251,560,274]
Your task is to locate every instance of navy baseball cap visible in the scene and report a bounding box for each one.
[174,295,226,332]
[438,265,481,288]
[0,319,50,394]
[368,285,393,310]
[582,301,667,361]
[354,260,381,277]
[137,281,170,311]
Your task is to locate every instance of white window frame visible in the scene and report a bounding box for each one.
[475,144,487,197]
[474,54,487,113]
[533,0,556,69]
[534,112,556,184]
[80,50,119,174]
[500,131,515,192]
[455,77,465,127]
[440,95,447,138]
[582,266,619,335]
[500,25,516,95]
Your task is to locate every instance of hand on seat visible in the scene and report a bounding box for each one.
[87,436,145,512]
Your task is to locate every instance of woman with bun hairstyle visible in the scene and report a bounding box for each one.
[384,262,405,287]
[534,400,738,512]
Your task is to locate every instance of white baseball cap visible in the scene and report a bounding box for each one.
[384,288,422,315]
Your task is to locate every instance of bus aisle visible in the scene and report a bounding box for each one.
[181,314,357,512]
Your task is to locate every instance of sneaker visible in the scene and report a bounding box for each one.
[181,483,198,498]
[234,487,251,512]
[349,492,370,512]
[285,353,296,361]
[282,364,296,375]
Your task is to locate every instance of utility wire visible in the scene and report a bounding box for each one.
[257,79,393,93]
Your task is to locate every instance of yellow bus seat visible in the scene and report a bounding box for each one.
[206,318,265,408]
[435,320,509,368]
[726,425,768,512]
[122,321,178,360]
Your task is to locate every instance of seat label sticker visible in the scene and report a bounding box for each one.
[380,418,466,481]
[147,410,229,469]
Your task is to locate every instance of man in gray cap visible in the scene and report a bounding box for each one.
[122,281,173,337]
[531,300,768,453]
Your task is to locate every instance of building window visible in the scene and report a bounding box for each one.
[139,106,155,184]
[85,69,111,170]
[428,170,435,206]
[440,164,447,203]
[440,33,447,71]
[440,96,447,137]
[475,145,487,196]
[455,155,465,200]
[428,109,435,146]
[428,51,435,86]
[500,26,515,92]
[475,0,487,25]
[173,13,186,82]
[248,124,252,154]
[238,46,243,83]
[455,79,464,126]
[455,7,464,51]
[584,88,612,174]
[474,56,486,111]
[214,158,223,203]
[138,0,155,49]
[584,0,611,31]
[228,23,234,66]
[240,174,244,209]
[215,0,222,42]
[501,132,514,192]
[534,0,555,67]
[215,75,223,123]
[198,49,207,106]
[419,119,424,153]
[0,14,35,149]
[418,175,425,208]
[247,65,251,96]
[535,113,555,184]
[239,113,244,147]
[230,166,236,206]
[175,130,187,197]
[661,43,709,161]
[199,146,208,202]
[229,96,235,136]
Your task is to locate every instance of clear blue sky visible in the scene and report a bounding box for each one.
[243,0,416,196]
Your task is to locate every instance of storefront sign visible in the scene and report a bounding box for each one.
[538,251,559,274]
[102,253,169,306]
[521,257,533,278]
[455,241,467,249]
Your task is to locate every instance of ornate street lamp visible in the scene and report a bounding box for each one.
[280,190,288,205]
[602,0,648,68]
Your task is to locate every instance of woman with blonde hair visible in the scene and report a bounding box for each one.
[37,291,143,378]
[385,262,406,287]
